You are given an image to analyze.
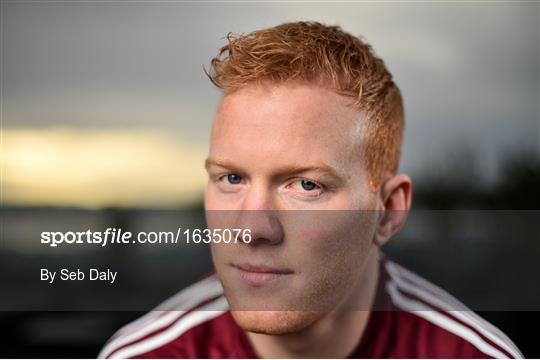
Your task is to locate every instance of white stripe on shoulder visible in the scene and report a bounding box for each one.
[108,296,229,359]
[113,275,221,338]
[98,276,224,359]
[385,261,523,358]
[387,261,523,357]
[386,280,510,359]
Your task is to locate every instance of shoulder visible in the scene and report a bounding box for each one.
[98,274,236,359]
[380,258,523,359]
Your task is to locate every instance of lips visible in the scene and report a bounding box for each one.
[231,262,293,287]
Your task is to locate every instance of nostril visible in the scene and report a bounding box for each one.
[246,236,282,246]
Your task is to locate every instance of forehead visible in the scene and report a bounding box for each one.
[210,83,367,173]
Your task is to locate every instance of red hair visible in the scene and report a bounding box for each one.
[206,21,404,190]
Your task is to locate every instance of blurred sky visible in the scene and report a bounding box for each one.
[2,1,539,207]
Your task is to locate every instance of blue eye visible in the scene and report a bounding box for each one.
[301,180,317,191]
[227,174,242,184]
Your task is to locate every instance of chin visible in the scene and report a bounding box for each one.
[231,310,323,335]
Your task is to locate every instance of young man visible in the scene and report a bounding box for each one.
[99,22,522,359]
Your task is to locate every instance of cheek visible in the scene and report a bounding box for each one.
[288,211,376,280]
[209,242,226,272]
[206,209,241,273]
[204,185,223,211]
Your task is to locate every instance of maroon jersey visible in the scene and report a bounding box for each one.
[99,258,522,358]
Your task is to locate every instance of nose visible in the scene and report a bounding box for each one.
[235,185,284,246]
[235,210,283,246]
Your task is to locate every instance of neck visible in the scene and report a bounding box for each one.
[246,248,380,358]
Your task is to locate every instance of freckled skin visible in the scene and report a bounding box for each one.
[205,82,382,337]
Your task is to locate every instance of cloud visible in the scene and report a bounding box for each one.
[2,1,538,191]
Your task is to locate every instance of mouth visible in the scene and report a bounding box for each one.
[230,262,294,287]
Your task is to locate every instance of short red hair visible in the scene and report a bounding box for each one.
[206,21,404,190]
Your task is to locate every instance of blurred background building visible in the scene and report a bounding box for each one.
[1,0,539,357]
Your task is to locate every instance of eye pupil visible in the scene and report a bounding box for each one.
[227,174,242,184]
[301,180,317,191]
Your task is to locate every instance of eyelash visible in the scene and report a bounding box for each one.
[293,179,323,192]
[217,174,244,185]
[217,174,325,194]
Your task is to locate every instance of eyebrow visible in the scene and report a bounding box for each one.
[205,157,344,181]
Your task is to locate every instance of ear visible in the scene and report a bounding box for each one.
[373,174,413,247]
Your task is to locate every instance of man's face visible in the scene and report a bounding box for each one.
[205,83,379,334]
